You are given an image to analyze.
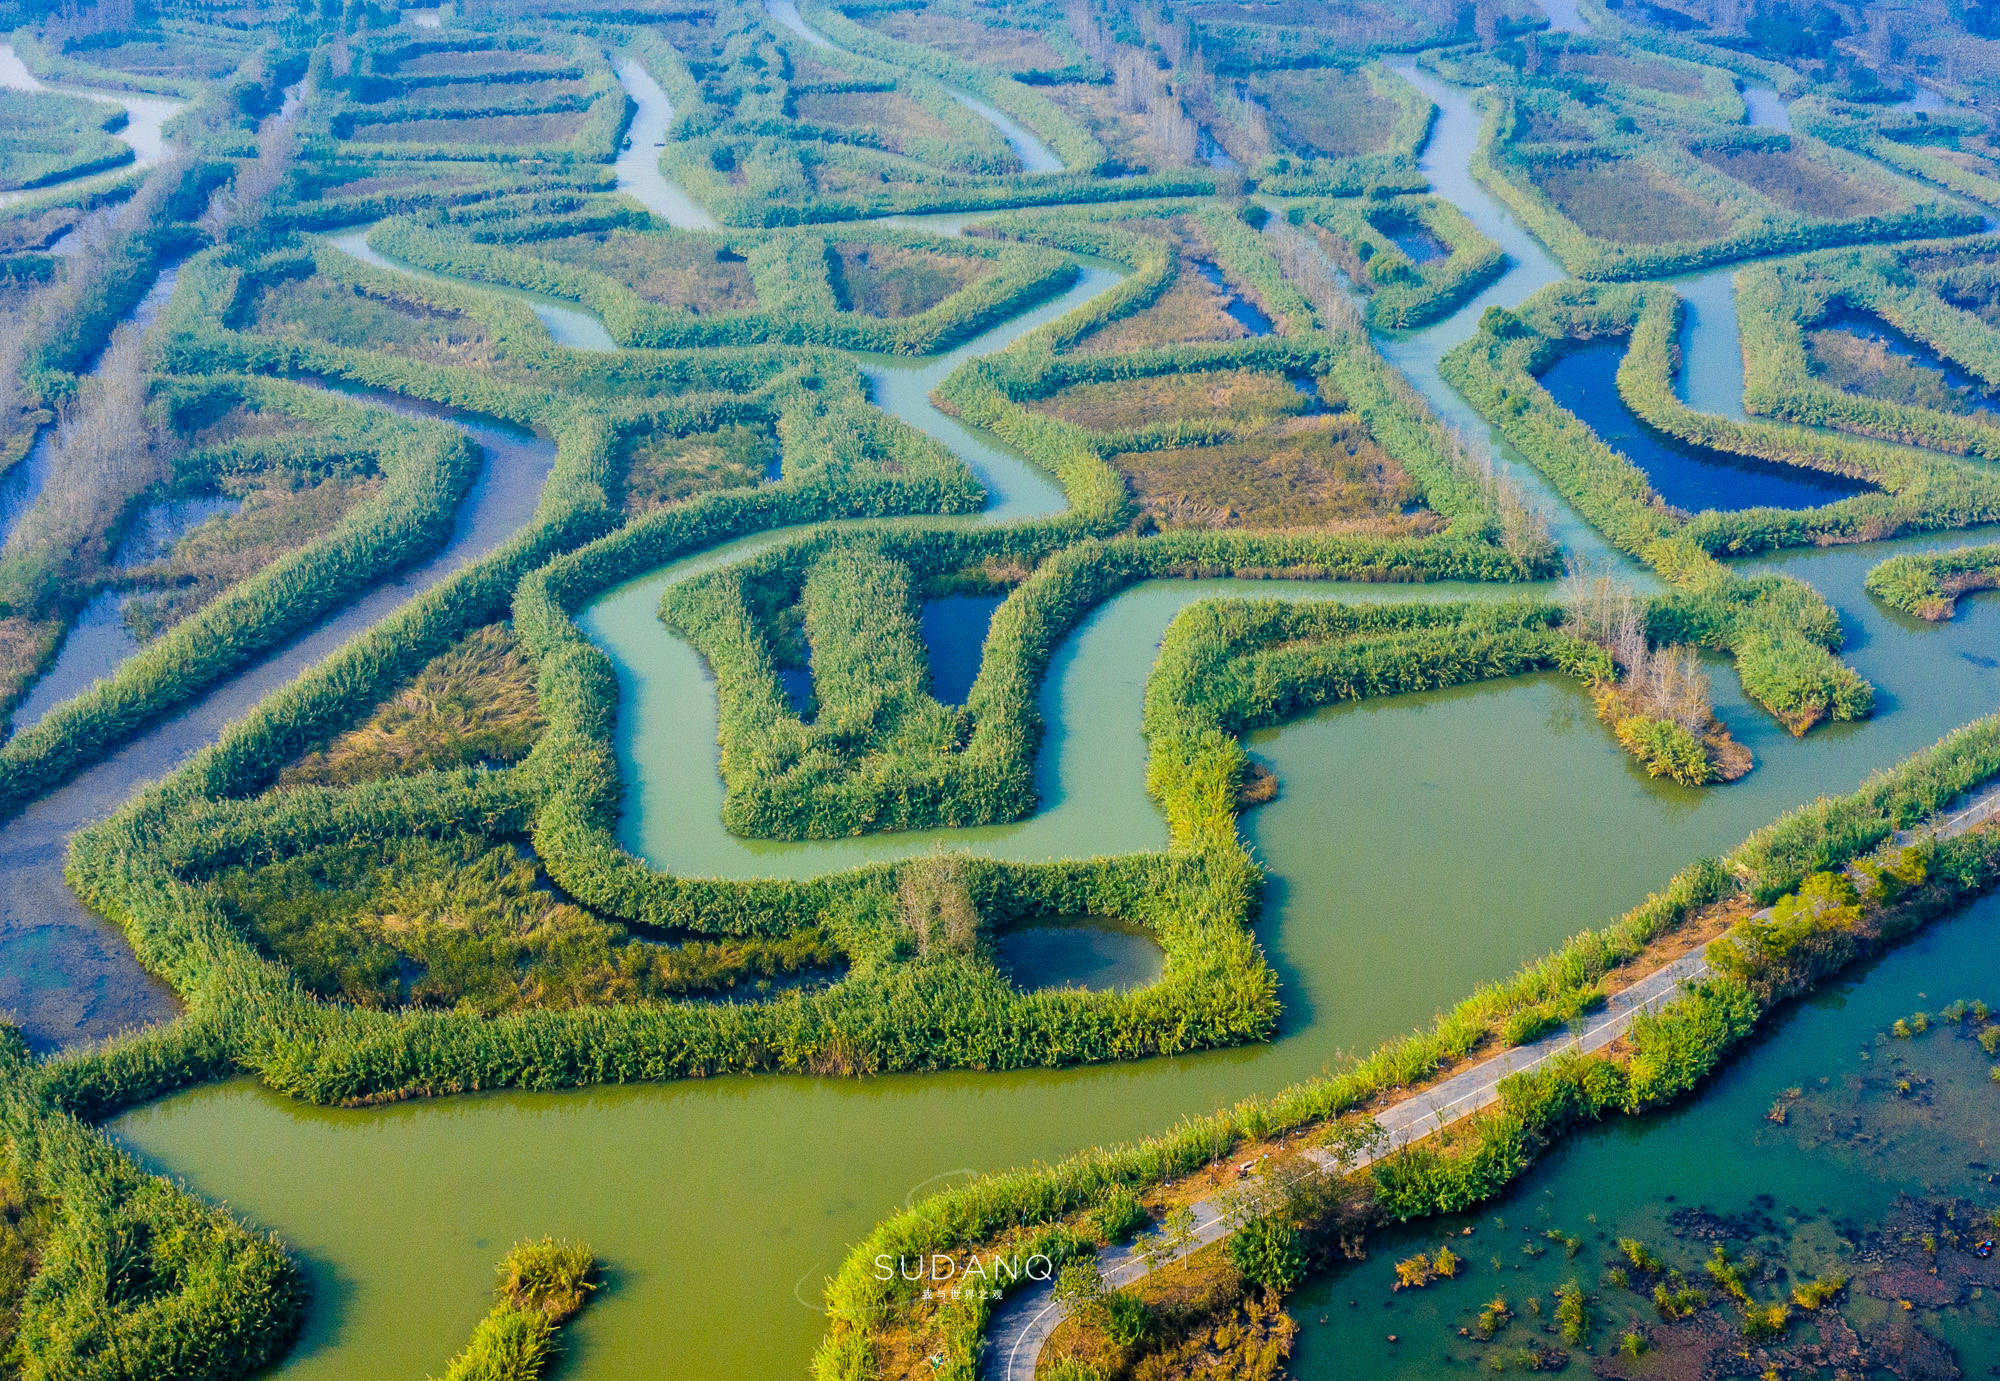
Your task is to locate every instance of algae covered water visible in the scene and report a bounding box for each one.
[96,52,2000,1381]
[1287,890,2000,1378]
[108,521,2000,1381]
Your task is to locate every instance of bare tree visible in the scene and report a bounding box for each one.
[1262,215,1363,335]
[4,322,168,584]
[1152,95,1198,165]
[203,84,303,240]
[0,309,25,442]
[1561,567,1715,733]
[1064,0,1114,64]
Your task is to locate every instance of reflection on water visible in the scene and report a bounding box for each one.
[81,45,2000,1381]
[997,918,1165,993]
[919,593,1002,706]
[1538,342,1875,512]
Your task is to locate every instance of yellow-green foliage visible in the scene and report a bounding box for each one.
[280,624,545,788]
[434,1238,598,1381]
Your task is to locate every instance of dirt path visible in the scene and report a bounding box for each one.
[983,777,2000,1380]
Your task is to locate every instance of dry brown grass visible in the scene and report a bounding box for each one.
[1805,327,1998,418]
[1077,222,1266,352]
[184,404,308,449]
[1042,1240,1296,1381]
[1696,145,1901,219]
[862,9,1067,72]
[531,231,755,313]
[4,324,167,599]
[828,242,986,319]
[393,47,574,78]
[1112,413,1434,532]
[122,475,381,641]
[0,616,60,718]
[280,623,544,788]
[247,275,501,368]
[1029,368,1305,433]
[1044,80,1185,173]
[1078,270,1251,352]
[1530,156,1733,245]
[396,76,593,109]
[1254,68,1402,158]
[357,110,589,148]
[622,421,777,514]
[1557,50,1707,97]
[311,165,497,199]
[791,90,957,155]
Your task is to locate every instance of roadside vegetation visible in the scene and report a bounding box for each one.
[4,2,2000,1380]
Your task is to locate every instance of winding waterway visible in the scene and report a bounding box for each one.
[0,42,183,209]
[0,395,555,1049]
[763,0,1066,174]
[102,45,2000,1381]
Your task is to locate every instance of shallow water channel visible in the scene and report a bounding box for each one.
[0,42,184,208]
[93,49,2000,1381]
[0,391,555,1048]
[1289,890,2000,1376]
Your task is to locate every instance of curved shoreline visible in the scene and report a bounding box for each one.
[64,26,2000,1381]
[0,41,183,209]
[0,398,556,1050]
[764,0,1067,175]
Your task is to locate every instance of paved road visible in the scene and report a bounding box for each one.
[982,779,2000,1380]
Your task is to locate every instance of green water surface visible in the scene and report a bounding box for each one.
[102,58,2000,1381]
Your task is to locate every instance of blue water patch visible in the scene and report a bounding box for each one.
[1373,216,1449,265]
[113,493,242,569]
[1196,127,1240,171]
[775,665,814,721]
[1538,342,1875,512]
[919,593,1002,707]
[1287,371,1329,414]
[1190,258,1275,336]
[996,918,1164,993]
[1818,308,2000,417]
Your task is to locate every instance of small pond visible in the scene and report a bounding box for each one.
[1538,342,1875,512]
[919,593,1003,706]
[112,493,242,568]
[1374,217,1450,266]
[1191,258,1277,336]
[1814,308,2000,419]
[1742,84,1792,131]
[995,917,1165,993]
[774,663,814,720]
[1197,127,1240,171]
[1288,372,1329,414]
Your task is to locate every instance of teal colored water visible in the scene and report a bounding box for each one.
[1288,891,2000,1377]
[97,56,2000,1381]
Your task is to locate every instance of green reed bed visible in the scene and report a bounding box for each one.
[814,718,2000,1380]
[1866,542,2000,620]
[1442,280,2000,735]
[1289,194,1505,330]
